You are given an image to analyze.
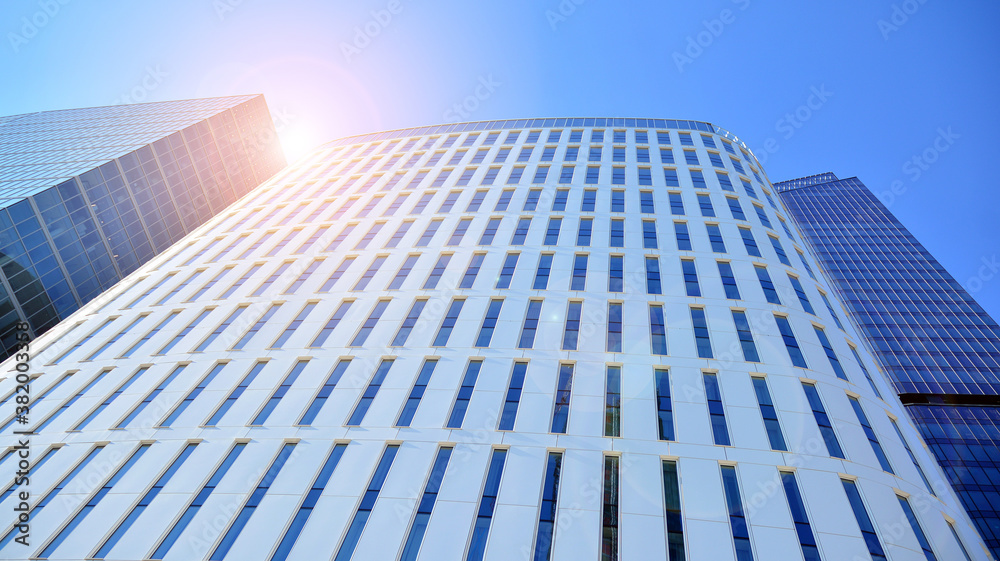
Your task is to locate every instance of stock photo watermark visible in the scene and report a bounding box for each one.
[672,0,751,73]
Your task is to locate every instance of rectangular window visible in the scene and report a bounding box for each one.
[541,146,556,161]
[388,255,420,290]
[347,359,395,425]
[769,236,790,265]
[739,228,761,257]
[612,166,625,184]
[691,169,708,189]
[494,189,514,211]
[726,197,746,220]
[320,257,355,292]
[552,189,569,211]
[518,300,543,349]
[219,264,262,300]
[461,253,486,288]
[533,253,553,289]
[698,194,715,217]
[467,449,507,561]
[87,315,147,360]
[607,302,623,352]
[611,189,626,212]
[820,291,844,329]
[350,299,390,347]
[608,255,624,292]
[663,167,679,186]
[571,254,588,290]
[841,479,887,561]
[585,166,600,184]
[532,166,549,183]
[532,451,563,561]
[518,146,533,162]
[284,260,322,294]
[684,150,699,165]
[411,193,435,214]
[779,471,821,561]
[890,417,934,495]
[398,448,453,561]
[848,396,894,473]
[851,345,882,398]
[774,314,807,367]
[433,299,465,346]
[716,261,740,299]
[563,301,582,350]
[559,165,575,184]
[754,204,772,228]
[704,372,730,445]
[550,356,573,422]
[752,377,786,450]
[251,360,308,425]
[511,217,531,245]
[645,256,662,295]
[494,147,511,163]
[497,253,519,288]
[589,146,603,161]
[476,299,504,347]
[706,224,726,252]
[788,275,814,314]
[602,455,621,559]
[439,191,461,213]
[802,382,844,458]
[662,460,685,559]
[544,217,562,245]
[447,360,483,428]
[649,305,668,355]
[203,362,265,425]
[299,360,351,425]
[654,368,675,440]
[678,258,699,296]
[465,190,487,212]
[498,362,528,430]
[391,299,427,346]
[669,192,685,215]
[353,223,383,250]
[479,217,502,245]
[638,167,652,185]
[609,219,625,247]
[755,266,781,304]
[605,366,621,437]
[334,445,400,561]
[815,326,847,379]
[194,307,246,352]
[385,221,412,249]
[720,465,753,561]
[581,189,596,211]
[674,222,692,250]
[232,303,281,350]
[741,178,758,199]
[456,168,476,186]
[523,189,542,211]
[898,495,938,561]
[482,167,500,185]
[416,220,442,247]
[709,152,725,168]
[691,308,713,358]
[577,218,593,246]
[351,256,386,291]
[396,359,437,427]
[422,254,452,289]
[732,310,759,362]
[641,220,658,249]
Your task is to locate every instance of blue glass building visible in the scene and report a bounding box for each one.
[777,173,1000,558]
[0,95,285,356]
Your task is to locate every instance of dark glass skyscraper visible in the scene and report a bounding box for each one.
[0,95,285,356]
[777,172,1000,558]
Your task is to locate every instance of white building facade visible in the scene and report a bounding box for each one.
[0,118,990,560]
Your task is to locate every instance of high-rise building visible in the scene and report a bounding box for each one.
[0,95,286,357]
[777,172,1000,558]
[1,119,990,560]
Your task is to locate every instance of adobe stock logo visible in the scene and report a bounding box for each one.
[7,0,71,53]
[340,0,405,63]
[672,0,751,73]
[442,75,502,122]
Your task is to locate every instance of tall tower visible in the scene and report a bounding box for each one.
[777,172,1000,559]
[0,95,286,357]
[1,120,989,560]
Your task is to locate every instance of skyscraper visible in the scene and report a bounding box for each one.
[777,172,1000,558]
[0,95,285,357]
[0,119,989,560]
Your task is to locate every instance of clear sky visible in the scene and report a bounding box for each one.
[3,0,999,318]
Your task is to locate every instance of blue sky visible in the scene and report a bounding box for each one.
[3,0,999,318]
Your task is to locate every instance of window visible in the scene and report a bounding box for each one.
[774,314,806,367]
[564,146,579,161]
[532,166,549,184]
[669,192,685,215]
[850,345,881,398]
[608,255,624,292]
[493,189,514,210]
[482,167,500,185]
[653,368,675,440]
[691,169,707,189]
[662,460,685,558]
[755,266,781,304]
[511,217,531,244]
[754,204,772,228]
[681,259,700,296]
[467,449,507,561]
[788,275,814,313]
[611,190,626,212]
[637,146,650,161]
[552,189,569,211]
[479,217,502,245]
[476,299,504,347]
[543,217,562,244]
[284,260,322,294]
[432,299,465,346]
[233,303,281,350]
[637,191,655,213]
[410,193,435,214]
[638,167,652,185]
[849,396,893,473]
[752,377,786,450]
[663,167,679,186]
[551,365,574,433]
[898,495,938,561]
[523,189,542,211]
[739,228,761,257]
[717,172,734,191]
[649,305,668,355]
[349,299,390,347]
[422,254,452,289]
[691,308,713,358]
[565,254,587,290]
[591,129,604,142]
[589,146,603,161]
[334,445,400,561]
[494,147,511,163]
[602,455,621,559]
[518,300,543,349]
[195,307,247,352]
[353,223,383,250]
[642,220,658,249]
[496,253,519,288]
[698,194,715,217]
[604,366,622,437]
[385,221,413,248]
[706,223,726,252]
[779,471,821,561]
[351,256,386,291]
[612,166,625,184]
[416,220,442,247]
[461,253,486,288]
[541,146,556,161]
[889,417,934,495]
[533,253,553,289]
[396,359,437,427]
[347,360,395,425]
[251,360,308,425]
[581,189,596,211]
[814,326,846,379]
[718,262,740,299]
[498,362,528,426]
[819,291,843,329]
[506,167,525,184]
[660,148,676,164]
[390,299,427,347]
[770,236,790,265]
[577,218,593,246]
[320,257,355,292]
[720,465,753,561]
[607,302,623,352]
[559,165,575,184]
[388,255,419,290]
[802,383,844,458]
[563,301,582,350]
[438,191,461,213]
[841,479,887,561]
[447,360,483,428]
[684,150,699,165]
[585,166,600,184]
[646,256,662,294]
[518,146,533,162]
[732,310,759,362]
[709,152,725,168]
[609,219,625,247]
[674,222,692,250]
[299,360,351,425]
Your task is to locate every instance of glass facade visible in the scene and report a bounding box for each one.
[0,96,285,356]
[778,173,1000,557]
